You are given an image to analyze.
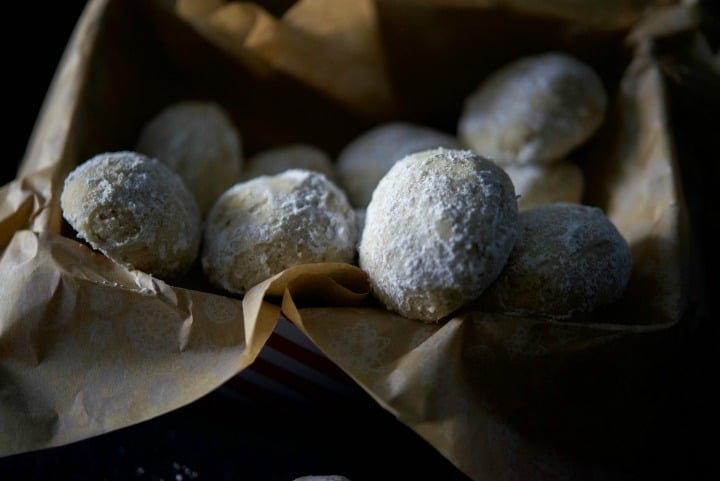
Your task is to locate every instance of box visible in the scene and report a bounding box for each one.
[1,0,714,479]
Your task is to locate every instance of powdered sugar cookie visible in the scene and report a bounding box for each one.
[458,52,607,166]
[480,202,633,320]
[240,143,336,182]
[359,148,519,322]
[503,161,584,210]
[135,100,243,216]
[60,151,202,280]
[336,122,460,207]
[202,169,357,294]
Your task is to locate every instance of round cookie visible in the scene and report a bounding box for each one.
[60,151,202,280]
[480,202,633,320]
[458,52,607,166]
[135,100,243,216]
[503,161,584,210]
[336,121,460,208]
[202,169,357,294]
[240,143,336,182]
[359,148,520,322]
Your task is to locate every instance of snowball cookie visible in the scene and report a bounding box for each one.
[359,148,520,322]
[202,169,357,294]
[60,151,202,280]
[135,100,243,216]
[240,143,337,182]
[458,52,607,166]
[336,121,460,208]
[480,202,633,320]
[503,161,584,210]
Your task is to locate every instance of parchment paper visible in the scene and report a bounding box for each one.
[1,0,711,479]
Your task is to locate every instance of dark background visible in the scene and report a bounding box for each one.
[4,2,89,183]
[2,2,718,481]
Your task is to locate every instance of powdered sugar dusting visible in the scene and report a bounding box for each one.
[135,100,243,216]
[482,202,633,319]
[202,169,358,294]
[458,52,607,165]
[336,121,460,207]
[359,148,519,322]
[60,151,202,280]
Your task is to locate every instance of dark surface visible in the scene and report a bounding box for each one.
[2,2,718,481]
[0,388,476,481]
[5,3,87,178]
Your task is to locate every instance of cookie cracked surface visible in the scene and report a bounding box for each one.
[60,151,202,280]
[202,169,357,295]
[359,148,519,322]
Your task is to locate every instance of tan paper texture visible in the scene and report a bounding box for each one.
[0,230,263,455]
[174,0,396,118]
[0,0,710,479]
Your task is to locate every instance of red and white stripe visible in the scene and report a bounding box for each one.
[219,317,369,406]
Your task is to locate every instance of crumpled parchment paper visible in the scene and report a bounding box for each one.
[2,0,712,479]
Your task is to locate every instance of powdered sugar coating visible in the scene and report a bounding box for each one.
[60,151,202,280]
[240,143,337,182]
[458,52,607,165]
[202,169,358,294]
[336,122,460,207]
[481,202,633,320]
[503,161,584,210]
[359,148,520,322]
[135,100,243,216]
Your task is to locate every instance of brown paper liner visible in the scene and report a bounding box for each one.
[0,0,712,479]
[0,230,259,455]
